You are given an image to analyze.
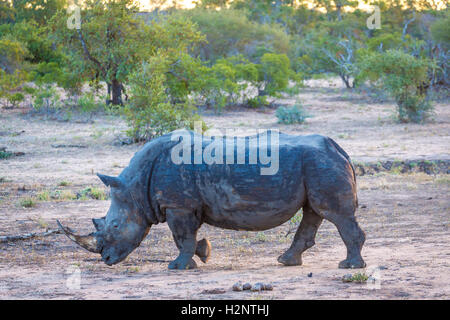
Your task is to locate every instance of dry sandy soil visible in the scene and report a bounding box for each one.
[0,80,449,299]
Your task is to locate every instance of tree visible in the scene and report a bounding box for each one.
[50,1,203,106]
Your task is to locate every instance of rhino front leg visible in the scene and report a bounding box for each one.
[278,205,323,266]
[166,208,201,270]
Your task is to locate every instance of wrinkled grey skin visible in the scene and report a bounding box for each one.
[58,130,366,270]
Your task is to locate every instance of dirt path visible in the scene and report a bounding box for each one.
[0,82,449,299]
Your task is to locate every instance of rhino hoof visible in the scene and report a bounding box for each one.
[196,238,212,263]
[277,251,302,266]
[338,258,366,269]
[168,256,198,270]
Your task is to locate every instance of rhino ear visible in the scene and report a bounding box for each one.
[97,173,124,189]
[92,217,106,231]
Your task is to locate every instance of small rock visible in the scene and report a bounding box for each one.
[342,274,353,283]
[243,283,252,290]
[251,283,264,292]
[427,197,432,200]
[263,283,273,291]
[307,272,313,277]
[232,282,243,292]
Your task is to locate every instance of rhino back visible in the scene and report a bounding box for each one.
[150,133,339,231]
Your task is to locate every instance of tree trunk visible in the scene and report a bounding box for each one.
[340,74,351,89]
[336,5,342,21]
[106,83,112,105]
[111,79,123,106]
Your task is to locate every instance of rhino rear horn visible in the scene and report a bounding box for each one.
[57,220,101,253]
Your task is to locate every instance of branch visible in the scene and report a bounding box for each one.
[0,229,62,243]
[77,29,106,77]
[402,12,416,41]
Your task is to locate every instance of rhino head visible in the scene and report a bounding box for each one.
[57,173,150,266]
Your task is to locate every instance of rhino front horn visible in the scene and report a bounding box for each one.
[57,220,101,253]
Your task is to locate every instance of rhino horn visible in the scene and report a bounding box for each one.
[57,220,101,253]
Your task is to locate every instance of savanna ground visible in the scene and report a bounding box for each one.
[0,79,449,300]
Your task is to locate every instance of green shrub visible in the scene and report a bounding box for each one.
[192,55,260,112]
[77,92,105,114]
[78,187,107,200]
[0,150,13,159]
[258,53,291,97]
[19,197,36,208]
[358,50,434,123]
[31,85,62,113]
[124,58,203,142]
[276,104,309,124]
[0,36,29,108]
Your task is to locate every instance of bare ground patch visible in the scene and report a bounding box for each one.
[0,83,449,299]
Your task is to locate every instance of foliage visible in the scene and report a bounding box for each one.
[275,104,310,124]
[258,53,292,96]
[0,69,27,108]
[50,1,204,105]
[191,55,259,111]
[430,14,450,46]
[0,35,28,72]
[0,20,62,64]
[123,57,202,142]
[177,8,290,63]
[9,0,67,25]
[77,187,107,200]
[77,92,106,114]
[0,150,13,159]
[358,49,434,122]
[31,85,62,113]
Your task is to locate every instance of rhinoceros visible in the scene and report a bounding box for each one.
[58,130,366,270]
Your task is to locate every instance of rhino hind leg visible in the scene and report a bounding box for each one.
[195,238,211,263]
[166,208,201,270]
[334,217,366,269]
[278,204,323,266]
[308,194,366,269]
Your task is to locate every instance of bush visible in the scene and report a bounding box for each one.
[191,55,260,112]
[31,85,62,113]
[123,58,203,142]
[77,92,106,114]
[0,69,27,108]
[258,53,291,97]
[358,50,434,123]
[275,104,309,124]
